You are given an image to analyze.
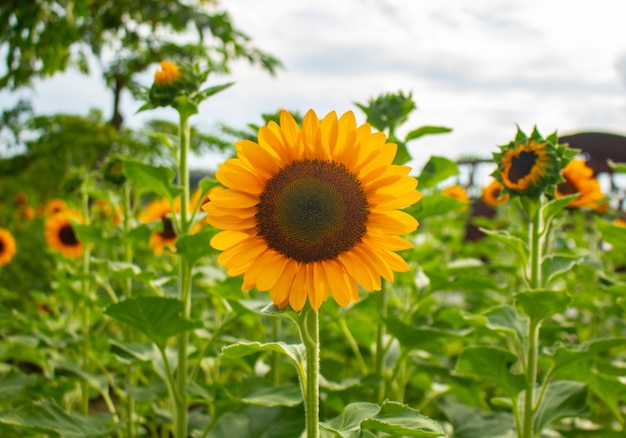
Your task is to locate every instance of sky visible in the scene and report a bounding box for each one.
[3,0,626,182]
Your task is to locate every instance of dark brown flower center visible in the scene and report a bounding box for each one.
[59,224,79,246]
[557,178,578,195]
[0,239,5,253]
[159,217,177,239]
[257,159,369,263]
[508,151,537,183]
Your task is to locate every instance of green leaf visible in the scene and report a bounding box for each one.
[454,346,525,397]
[196,82,235,102]
[515,289,571,321]
[541,255,585,285]
[409,194,467,220]
[480,229,529,267]
[73,224,106,245]
[533,381,588,434]
[123,160,182,200]
[544,338,626,374]
[541,195,579,225]
[608,159,626,173]
[392,141,412,165]
[416,156,460,189]
[0,370,36,400]
[221,342,306,371]
[105,297,201,346]
[595,217,626,248]
[438,397,514,438]
[239,384,302,407]
[384,318,470,351]
[107,261,155,283]
[405,126,452,142]
[0,399,121,437]
[483,305,528,344]
[322,401,445,437]
[175,228,220,266]
[208,406,305,438]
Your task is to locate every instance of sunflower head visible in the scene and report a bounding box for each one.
[556,158,606,209]
[103,156,127,186]
[13,192,28,206]
[493,126,572,198]
[442,184,470,204]
[0,228,17,266]
[482,179,510,206]
[145,61,204,110]
[45,209,83,258]
[205,109,421,312]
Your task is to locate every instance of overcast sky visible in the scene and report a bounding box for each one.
[3,0,626,177]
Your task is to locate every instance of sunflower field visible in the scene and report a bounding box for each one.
[3,3,626,438]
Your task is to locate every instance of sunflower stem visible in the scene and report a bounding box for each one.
[522,198,543,438]
[175,112,191,438]
[375,286,387,404]
[122,182,137,438]
[299,305,320,438]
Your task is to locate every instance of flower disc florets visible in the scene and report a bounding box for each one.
[493,126,568,198]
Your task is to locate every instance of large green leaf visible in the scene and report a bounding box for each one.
[480,229,528,268]
[416,156,460,189]
[454,346,525,397]
[238,384,302,407]
[221,342,306,372]
[515,289,571,321]
[483,305,528,344]
[541,255,585,286]
[0,400,121,437]
[533,381,588,433]
[543,338,626,374]
[123,160,182,200]
[541,195,579,225]
[321,401,445,437]
[208,406,305,438]
[105,297,202,346]
[437,397,514,438]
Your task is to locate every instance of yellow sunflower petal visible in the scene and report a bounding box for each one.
[211,231,252,251]
[270,260,299,308]
[289,266,309,311]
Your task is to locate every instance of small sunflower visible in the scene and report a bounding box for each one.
[556,159,605,209]
[45,210,83,258]
[204,109,421,311]
[482,180,510,206]
[442,184,470,204]
[0,228,17,266]
[149,217,178,255]
[44,199,67,216]
[154,61,182,86]
[494,127,561,197]
[615,218,626,227]
[13,192,28,206]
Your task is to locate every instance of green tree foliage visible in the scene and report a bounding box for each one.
[0,0,282,127]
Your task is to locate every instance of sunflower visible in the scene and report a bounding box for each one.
[615,218,626,227]
[44,199,67,216]
[556,159,605,209]
[204,109,421,311]
[494,127,561,197]
[45,210,83,258]
[0,228,17,266]
[13,192,28,206]
[154,61,182,86]
[482,180,509,206]
[442,184,470,204]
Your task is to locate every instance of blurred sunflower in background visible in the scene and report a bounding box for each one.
[139,190,205,255]
[45,210,83,258]
[44,199,67,217]
[205,109,421,311]
[442,184,470,208]
[0,228,17,266]
[481,179,509,206]
[556,159,606,209]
